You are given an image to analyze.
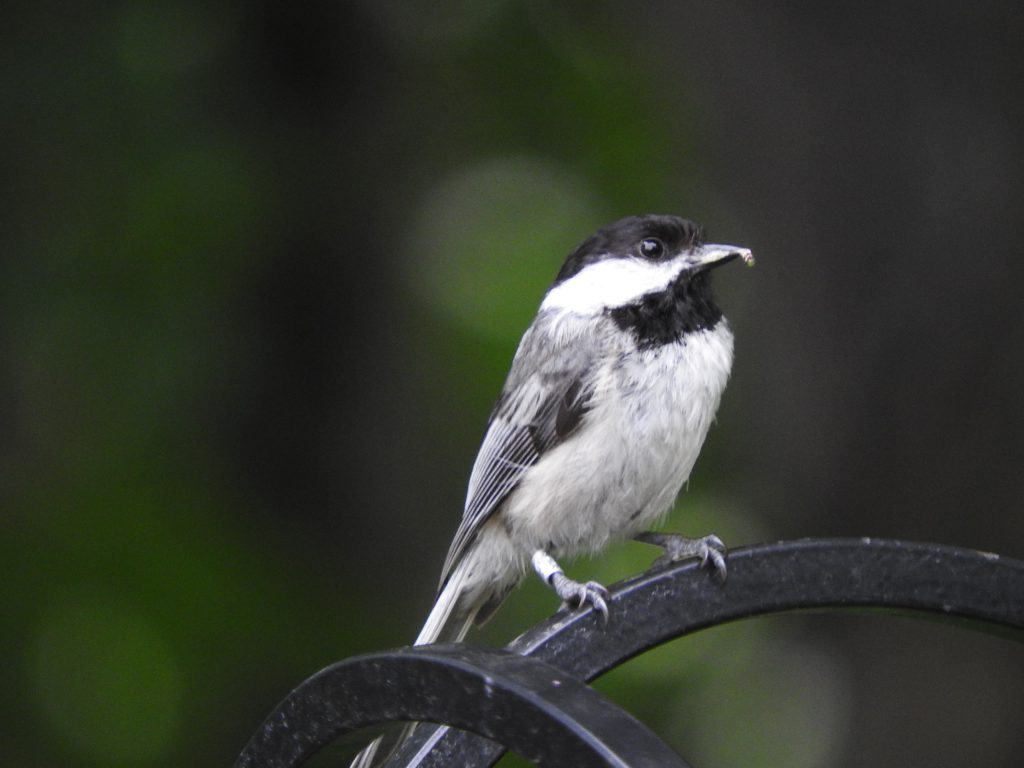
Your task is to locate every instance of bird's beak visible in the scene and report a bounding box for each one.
[687,243,756,270]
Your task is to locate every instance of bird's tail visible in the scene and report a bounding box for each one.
[415,557,480,645]
[348,560,479,768]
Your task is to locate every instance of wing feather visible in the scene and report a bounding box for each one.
[437,316,600,589]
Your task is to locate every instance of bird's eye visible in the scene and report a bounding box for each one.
[639,238,666,259]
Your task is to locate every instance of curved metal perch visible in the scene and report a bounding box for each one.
[234,644,689,768]
[235,538,1024,768]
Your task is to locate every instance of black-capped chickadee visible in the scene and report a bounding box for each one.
[352,214,752,767]
[419,213,752,643]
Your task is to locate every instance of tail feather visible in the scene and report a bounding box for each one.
[414,559,478,645]
[349,561,478,768]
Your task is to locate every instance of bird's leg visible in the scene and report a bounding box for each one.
[531,550,610,623]
[635,531,728,581]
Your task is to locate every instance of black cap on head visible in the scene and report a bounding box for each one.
[553,215,704,286]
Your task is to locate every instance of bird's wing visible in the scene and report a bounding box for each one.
[438,319,598,590]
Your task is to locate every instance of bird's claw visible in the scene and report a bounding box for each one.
[641,532,728,582]
[551,572,611,624]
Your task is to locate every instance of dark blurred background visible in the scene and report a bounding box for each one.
[3,1,1023,766]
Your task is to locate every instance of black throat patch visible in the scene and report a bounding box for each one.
[608,269,723,349]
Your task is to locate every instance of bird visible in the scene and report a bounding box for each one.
[352,213,752,767]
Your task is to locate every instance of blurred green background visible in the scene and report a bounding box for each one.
[3,2,1023,767]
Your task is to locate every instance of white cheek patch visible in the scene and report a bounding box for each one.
[541,256,685,314]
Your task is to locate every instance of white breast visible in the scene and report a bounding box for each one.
[504,321,734,557]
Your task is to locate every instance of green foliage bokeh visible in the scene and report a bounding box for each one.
[4,2,1023,767]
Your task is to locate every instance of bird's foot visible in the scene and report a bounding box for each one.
[531,549,611,623]
[550,572,611,623]
[635,531,728,582]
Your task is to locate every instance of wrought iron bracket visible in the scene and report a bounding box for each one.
[235,538,1024,768]
[234,643,689,768]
